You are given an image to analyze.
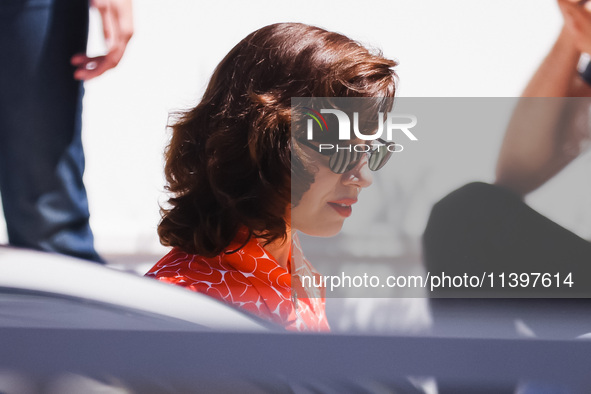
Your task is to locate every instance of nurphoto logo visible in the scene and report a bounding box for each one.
[303,107,418,153]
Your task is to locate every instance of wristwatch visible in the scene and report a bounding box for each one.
[578,54,591,85]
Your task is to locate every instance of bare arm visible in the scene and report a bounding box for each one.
[521,28,580,98]
[495,2,591,196]
[71,0,134,80]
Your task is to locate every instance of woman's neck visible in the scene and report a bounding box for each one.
[257,228,292,270]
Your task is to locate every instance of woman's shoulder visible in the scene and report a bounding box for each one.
[144,246,291,323]
[145,248,230,283]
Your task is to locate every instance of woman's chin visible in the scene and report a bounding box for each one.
[298,222,344,238]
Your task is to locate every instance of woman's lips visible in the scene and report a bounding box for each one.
[327,198,357,218]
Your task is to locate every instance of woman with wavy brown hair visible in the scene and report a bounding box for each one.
[145,23,398,331]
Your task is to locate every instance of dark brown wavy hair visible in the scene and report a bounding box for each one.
[158,23,398,257]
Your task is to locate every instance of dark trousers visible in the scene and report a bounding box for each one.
[424,182,591,393]
[423,182,591,335]
[0,0,102,262]
[423,182,591,298]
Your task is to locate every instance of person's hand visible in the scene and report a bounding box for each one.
[558,0,591,54]
[71,0,133,80]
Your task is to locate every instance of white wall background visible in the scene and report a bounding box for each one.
[0,0,576,256]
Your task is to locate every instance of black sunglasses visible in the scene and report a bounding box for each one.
[298,138,395,174]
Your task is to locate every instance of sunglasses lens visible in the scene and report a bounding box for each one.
[368,147,392,171]
[328,150,355,174]
[328,145,393,174]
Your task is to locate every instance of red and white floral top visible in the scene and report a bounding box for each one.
[145,231,329,332]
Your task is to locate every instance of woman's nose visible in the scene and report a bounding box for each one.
[342,154,373,189]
